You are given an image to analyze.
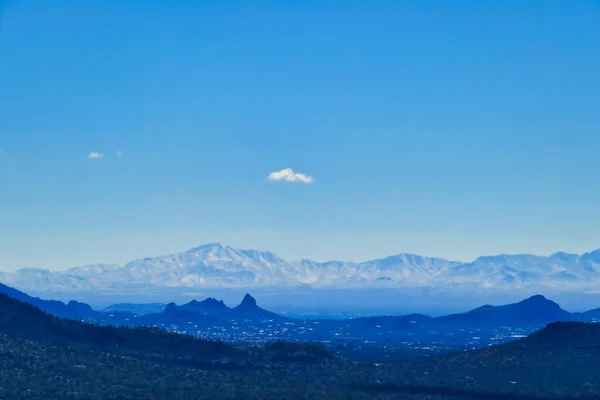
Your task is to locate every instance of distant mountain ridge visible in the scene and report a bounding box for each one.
[0,281,131,323]
[160,293,286,322]
[1,243,600,293]
[2,279,600,350]
[436,294,573,327]
[165,297,229,316]
[102,303,167,315]
[131,293,600,333]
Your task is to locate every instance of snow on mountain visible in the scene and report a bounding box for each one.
[448,252,598,289]
[357,254,460,283]
[580,249,600,269]
[1,243,599,293]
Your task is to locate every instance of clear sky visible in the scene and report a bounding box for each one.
[1,0,599,271]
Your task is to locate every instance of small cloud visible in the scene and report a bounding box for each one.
[116,150,124,157]
[267,168,313,184]
[87,152,103,159]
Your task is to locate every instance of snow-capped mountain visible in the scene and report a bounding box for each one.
[1,243,599,293]
[450,251,600,290]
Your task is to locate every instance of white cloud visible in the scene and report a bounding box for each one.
[116,150,124,157]
[87,152,103,159]
[267,168,313,184]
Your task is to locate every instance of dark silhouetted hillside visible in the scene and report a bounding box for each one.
[0,292,236,364]
[166,297,231,316]
[0,281,131,323]
[2,291,600,399]
[436,295,572,327]
[231,293,287,320]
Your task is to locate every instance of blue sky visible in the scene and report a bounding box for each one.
[1,0,599,270]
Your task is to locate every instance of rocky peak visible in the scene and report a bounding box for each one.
[239,293,257,308]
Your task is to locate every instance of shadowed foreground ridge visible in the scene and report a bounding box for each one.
[2,292,600,399]
[0,292,237,365]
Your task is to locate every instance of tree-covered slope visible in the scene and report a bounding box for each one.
[2,292,600,399]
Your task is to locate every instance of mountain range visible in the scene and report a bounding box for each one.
[163,293,284,322]
[156,293,600,328]
[3,289,600,399]
[0,281,134,324]
[2,279,600,351]
[2,243,600,293]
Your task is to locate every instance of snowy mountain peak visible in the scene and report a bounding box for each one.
[550,252,580,261]
[581,249,600,263]
[185,242,233,254]
[2,244,600,293]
